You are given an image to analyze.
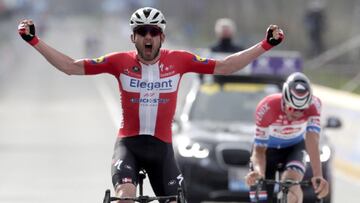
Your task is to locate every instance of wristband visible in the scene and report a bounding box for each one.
[260,39,273,51]
[28,36,39,46]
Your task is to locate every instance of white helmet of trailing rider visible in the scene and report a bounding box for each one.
[282,72,313,110]
[129,7,166,31]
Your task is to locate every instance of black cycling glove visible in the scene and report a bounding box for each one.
[261,25,284,50]
[18,20,39,46]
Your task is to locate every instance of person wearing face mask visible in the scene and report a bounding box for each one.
[210,18,244,53]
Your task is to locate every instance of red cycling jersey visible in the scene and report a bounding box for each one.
[84,49,215,143]
[254,93,322,148]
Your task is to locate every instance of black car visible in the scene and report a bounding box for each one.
[172,75,340,203]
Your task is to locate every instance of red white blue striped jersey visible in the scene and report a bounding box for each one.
[254,93,322,148]
[84,49,215,143]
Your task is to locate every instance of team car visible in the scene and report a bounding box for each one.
[172,51,341,203]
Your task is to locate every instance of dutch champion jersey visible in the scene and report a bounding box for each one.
[254,93,322,149]
[84,49,215,143]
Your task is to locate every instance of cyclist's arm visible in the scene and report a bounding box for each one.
[305,130,330,198]
[213,43,265,75]
[251,96,273,177]
[305,131,322,177]
[250,145,267,177]
[33,40,85,75]
[213,24,284,75]
[305,97,323,178]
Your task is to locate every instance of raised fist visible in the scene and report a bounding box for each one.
[18,19,39,46]
[261,24,284,50]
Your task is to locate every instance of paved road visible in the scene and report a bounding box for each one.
[1,15,359,203]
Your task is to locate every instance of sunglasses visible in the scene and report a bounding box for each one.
[134,26,162,37]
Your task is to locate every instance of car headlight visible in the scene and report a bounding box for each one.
[176,136,210,159]
[305,145,331,162]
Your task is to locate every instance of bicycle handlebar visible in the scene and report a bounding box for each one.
[103,170,185,203]
[256,178,311,187]
[103,188,184,203]
[255,179,323,203]
[109,195,178,202]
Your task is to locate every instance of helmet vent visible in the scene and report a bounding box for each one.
[295,83,306,90]
[143,9,151,18]
[153,12,160,19]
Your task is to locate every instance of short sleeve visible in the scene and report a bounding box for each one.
[84,53,118,76]
[254,126,270,147]
[254,98,273,147]
[176,51,216,74]
[306,96,322,134]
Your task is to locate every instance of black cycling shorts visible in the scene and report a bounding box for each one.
[111,135,185,197]
[265,140,307,178]
[249,141,306,203]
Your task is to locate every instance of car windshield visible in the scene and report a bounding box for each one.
[189,82,280,122]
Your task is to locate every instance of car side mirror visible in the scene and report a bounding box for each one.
[325,116,342,129]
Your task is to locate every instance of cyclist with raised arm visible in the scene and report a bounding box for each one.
[245,72,329,203]
[18,7,283,203]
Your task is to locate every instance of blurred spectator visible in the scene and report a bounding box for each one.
[304,0,327,57]
[0,0,17,20]
[210,18,244,53]
[199,18,244,82]
[0,0,7,18]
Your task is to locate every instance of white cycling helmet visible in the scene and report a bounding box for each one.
[282,72,313,109]
[130,7,166,31]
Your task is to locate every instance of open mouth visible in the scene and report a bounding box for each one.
[144,43,153,54]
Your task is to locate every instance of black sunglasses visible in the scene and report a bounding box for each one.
[134,26,162,37]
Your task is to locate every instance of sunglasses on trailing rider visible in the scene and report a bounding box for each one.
[134,26,162,37]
